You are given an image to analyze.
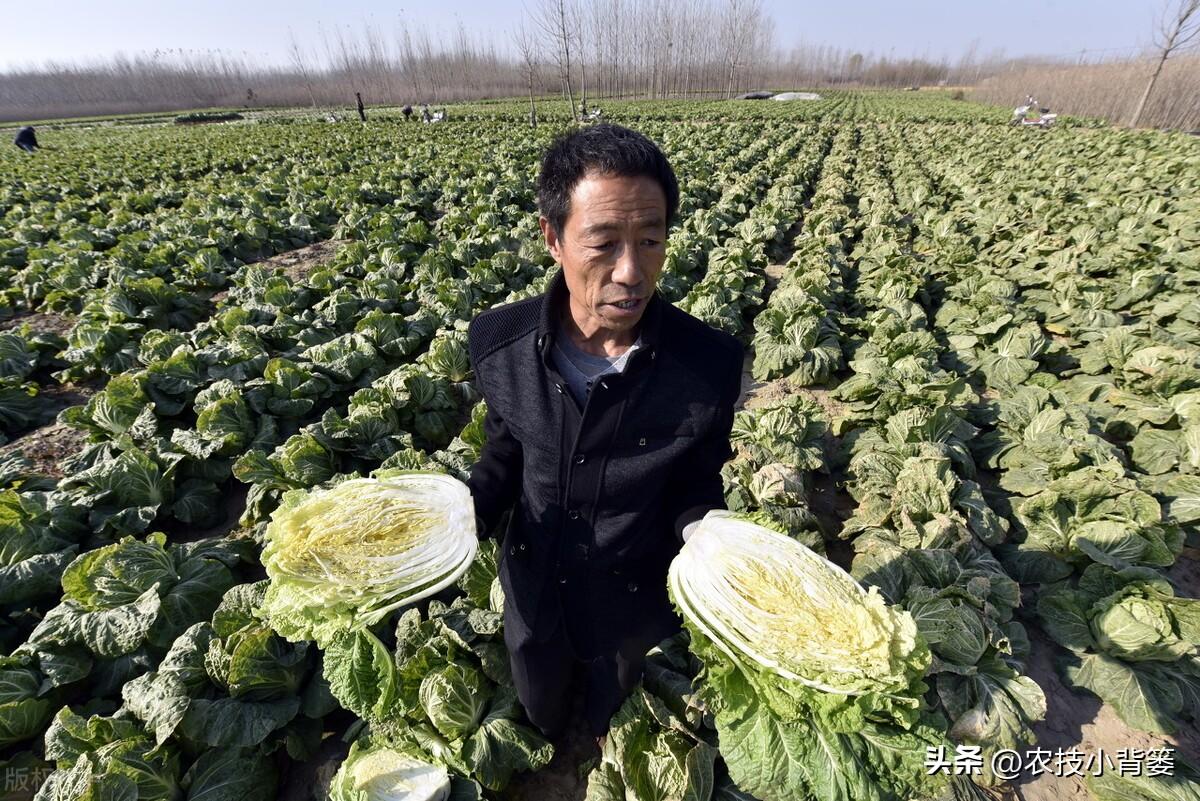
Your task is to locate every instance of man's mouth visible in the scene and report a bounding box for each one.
[608,298,642,311]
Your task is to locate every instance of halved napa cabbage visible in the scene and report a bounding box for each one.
[261,471,477,645]
[669,510,925,698]
[329,742,451,801]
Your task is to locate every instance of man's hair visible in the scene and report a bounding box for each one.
[536,123,679,237]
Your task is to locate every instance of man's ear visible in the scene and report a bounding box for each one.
[539,216,563,264]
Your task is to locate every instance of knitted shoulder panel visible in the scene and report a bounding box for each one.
[467,294,544,368]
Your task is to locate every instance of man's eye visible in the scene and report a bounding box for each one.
[642,239,661,247]
[591,242,614,250]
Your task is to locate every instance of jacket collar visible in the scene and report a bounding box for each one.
[536,269,662,366]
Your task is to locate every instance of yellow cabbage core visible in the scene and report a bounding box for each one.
[670,512,922,695]
[268,481,438,582]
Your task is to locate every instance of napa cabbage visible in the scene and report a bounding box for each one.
[1039,563,1200,734]
[669,512,946,801]
[329,742,451,801]
[260,472,477,646]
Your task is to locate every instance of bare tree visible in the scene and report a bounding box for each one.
[1130,0,1200,126]
[512,19,540,127]
[395,22,424,99]
[717,0,764,98]
[286,29,318,107]
[363,23,394,99]
[14,4,1200,128]
[532,0,579,121]
[586,0,613,99]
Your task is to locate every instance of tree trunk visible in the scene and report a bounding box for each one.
[1129,51,1170,127]
[563,3,578,122]
[564,61,578,121]
[528,77,537,128]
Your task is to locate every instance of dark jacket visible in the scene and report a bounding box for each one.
[14,127,38,152]
[466,270,743,659]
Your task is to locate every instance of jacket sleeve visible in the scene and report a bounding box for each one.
[666,341,743,543]
[464,325,524,540]
[467,399,523,539]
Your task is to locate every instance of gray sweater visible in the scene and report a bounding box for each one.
[551,329,641,406]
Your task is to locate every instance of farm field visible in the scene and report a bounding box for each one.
[0,92,1198,801]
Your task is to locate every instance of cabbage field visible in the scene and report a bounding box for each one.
[0,91,1198,801]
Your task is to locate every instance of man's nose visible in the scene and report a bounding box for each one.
[611,240,644,287]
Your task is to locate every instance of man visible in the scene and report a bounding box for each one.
[14,126,38,153]
[466,124,743,739]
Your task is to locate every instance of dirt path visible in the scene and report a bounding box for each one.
[0,311,75,337]
[1014,600,1200,801]
[255,238,349,283]
[502,714,596,801]
[0,384,95,478]
[211,239,349,305]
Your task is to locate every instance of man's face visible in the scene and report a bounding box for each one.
[541,172,668,340]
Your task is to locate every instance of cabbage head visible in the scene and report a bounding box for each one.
[330,742,450,801]
[1040,563,1199,663]
[670,512,928,712]
[261,472,477,646]
[1009,464,1182,583]
[419,661,492,740]
[668,512,946,801]
[1039,563,1200,734]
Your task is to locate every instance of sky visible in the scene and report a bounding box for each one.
[0,0,1165,71]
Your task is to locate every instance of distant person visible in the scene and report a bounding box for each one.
[356,92,367,122]
[403,104,413,121]
[421,104,432,124]
[14,126,38,153]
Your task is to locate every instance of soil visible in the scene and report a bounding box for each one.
[37,382,95,416]
[1013,605,1200,801]
[0,311,94,478]
[736,352,798,411]
[1167,550,1200,598]
[252,239,349,283]
[209,239,348,305]
[502,695,600,801]
[0,383,96,478]
[792,384,849,422]
[0,311,75,337]
[0,422,88,479]
[763,262,787,288]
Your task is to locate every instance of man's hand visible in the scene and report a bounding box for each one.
[681,520,700,544]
